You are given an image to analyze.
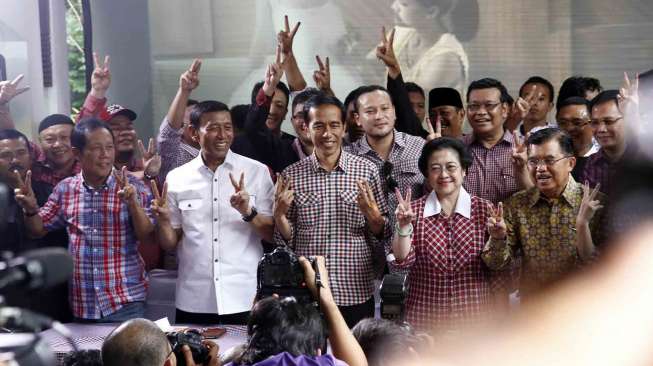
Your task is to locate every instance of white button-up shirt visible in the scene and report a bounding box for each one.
[166,150,274,314]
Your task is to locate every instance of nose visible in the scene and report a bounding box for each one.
[391,0,399,13]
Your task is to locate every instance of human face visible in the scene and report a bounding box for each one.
[291,103,312,146]
[355,90,396,139]
[527,139,575,199]
[107,115,136,153]
[308,104,345,158]
[182,105,199,148]
[345,101,364,142]
[426,148,465,199]
[467,88,508,136]
[265,88,289,132]
[0,138,31,186]
[430,105,464,138]
[556,104,592,155]
[39,124,74,168]
[521,83,553,124]
[192,111,233,163]
[408,91,426,122]
[75,128,115,182]
[391,0,432,28]
[590,100,624,151]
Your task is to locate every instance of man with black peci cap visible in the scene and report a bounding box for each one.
[32,113,81,186]
[428,87,466,139]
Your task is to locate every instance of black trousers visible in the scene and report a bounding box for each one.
[175,309,250,325]
[337,297,375,328]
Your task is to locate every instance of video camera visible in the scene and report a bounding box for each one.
[256,246,316,303]
[379,273,408,323]
[166,329,210,366]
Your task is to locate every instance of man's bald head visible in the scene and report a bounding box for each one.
[102,318,172,366]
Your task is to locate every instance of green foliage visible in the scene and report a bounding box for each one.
[66,0,85,115]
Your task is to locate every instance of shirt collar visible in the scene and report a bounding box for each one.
[309,149,348,173]
[466,129,514,147]
[356,130,405,155]
[190,149,235,173]
[80,169,114,191]
[423,187,472,219]
[528,176,580,207]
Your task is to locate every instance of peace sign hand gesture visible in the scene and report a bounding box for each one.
[138,138,161,179]
[0,74,30,105]
[150,180,170,222]
[262,46,285,97]
[277,15,300,59]
[618,72,640,128]
[115,166,138,204]
[273,174,294,218]
[425,115,442,141]
[511,133,528,168]
[91,52,111,98]
[394,188,415,228]
[13,170,39,215]
[180,59,202,92]
[229,172,251,216]
[577,182,603,226]
[486,202,507,239]
[376,26,401,78]
[313,55,333,95]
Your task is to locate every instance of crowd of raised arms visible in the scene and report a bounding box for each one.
[0,12,648,366]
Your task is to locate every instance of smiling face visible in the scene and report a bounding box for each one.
[355,90,396,140]
[590,100,625,151]
[291,103,312,146]
[528,139,575,199]
[192,111,234,164]
[521,82,554,125]
[308,104,345,159]
[75,127,115,182]
[467,88,508,137]
[107,115,136,153]
[430,105,465,138]
[557,104,593,155]
[265,88,289,132]
[39,124,74,168]
[426,147,465,199]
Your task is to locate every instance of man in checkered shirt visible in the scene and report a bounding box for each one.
[274,93,391,328]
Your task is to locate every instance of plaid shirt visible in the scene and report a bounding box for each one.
[391,189,494,330]
[157,117,200,182]
[462,131,519,205]
[274,150,391,306]
[580,148,627,195]
[32,158,82,187]
[39,172,153,319]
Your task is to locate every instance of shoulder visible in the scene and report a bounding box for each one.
[344,151,377,170]
[230,151,270,172]
[505,188,534,208]
[282,157,310,176]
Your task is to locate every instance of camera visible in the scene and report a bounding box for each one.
[166,329,210,366]
[379,273,408,322]
[256,246,315,303]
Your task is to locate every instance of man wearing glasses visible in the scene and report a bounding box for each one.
[483,128,606,299]
[556,96,600,181]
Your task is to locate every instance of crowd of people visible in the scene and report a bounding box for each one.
[0,11,649,366]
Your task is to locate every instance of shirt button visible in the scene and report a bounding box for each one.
[214,259,219,263]
[93,210,98,213]
[214,198,217,201]
[214,238,217,242]
[95,287,99,290]
[214,179,218,182]
[214,218,218,222]
[215,278,219,282]
[93,229,98,233]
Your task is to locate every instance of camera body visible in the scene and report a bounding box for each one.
[256,246,315,303]
[166,329,209,366]
[379,273,408,322]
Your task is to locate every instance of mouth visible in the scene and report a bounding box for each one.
[536,174,553,184]
[322,140,337,148]
[473,118,492,125]
[214,142,228,149]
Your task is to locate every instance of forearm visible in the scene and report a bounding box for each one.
[249,214,274,242]
[274,214,292,241]
[391,232,412,261]
[166,88,191,130]
[77,93,107,122]
[322,299,368,366]
[156,219,180,251]
[515,165,534,190]
[387,74,428,138]
[283,53,307,92]
[481,237,512,270]
[128,202,155,241]
[24,214,48,239]
[0,103,15,129]
[367,215,385,237]
[575,221,596,261]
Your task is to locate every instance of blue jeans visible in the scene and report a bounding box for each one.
[75,302,145,323]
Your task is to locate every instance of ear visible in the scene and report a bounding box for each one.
[72,147,82,160]
[458,108,466,119]
[568,156,576,171]
[500,102,509,120]
[191,126,200,143]
[354,112,362,127]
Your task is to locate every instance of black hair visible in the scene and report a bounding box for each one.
[63,350,103,366]
[344,86,366,109]
[557,76,603,106]
[416,0,479,42]
[235,297,327,365]
[556,96,590,116]
[302,93,346,124]
[519,76,555,103]
[0,129,32,156]
[190,100,231,129]
[353,85,391,112]
[404,82,425,98]
[251,81,290,107]
[230,104,250,131]
[187,98,199,107]
[466,78,510,104]
[291,87,322,113]
[418,137,473,176]
[352,319,424,366]
[589,90,620,112]
[71,118,114,151]
[526,127,575,157]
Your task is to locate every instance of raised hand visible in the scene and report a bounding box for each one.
[356,180,381,220]
[229,172,251,215]
[115,166,138,204]
[425,115,442,142]
[273,174,294,218]
[506,85,539,131]
[618,72,640,127]
[0,74,30,105]
[394,187,415,228]
[180,59,202,92]
[511,133,528,168]
[486,202,507,239]
[150,180,169,221]
[375,26,400,77]
[91,52,111,98]
[577,182,603,226]
[13,170,38,215]
[262,45,285,97]
[277,15,300,59]
[313,55,332,94]
[138,138,161,178]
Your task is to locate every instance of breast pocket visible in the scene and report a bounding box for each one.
[339,190,365,232]
[294,193,320,230]
[178,198,204,227]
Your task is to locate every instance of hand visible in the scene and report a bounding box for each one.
[515,85,539,120]
[273,174,293,218]
[262,45,285,97]
[181,341,220,366]
[115,166,138,204]
[299,256,334,304]
[577,182,603,226]
[91,52,111,98]
[375,26,400,78]
[618,71,640,127]
[180,59,202,92]
[150,180,170,222]
[277,15,300,59]
[0,74,30,105]
[394,187,415,228]
[13,170,38,215]
[138,138,161,178]
[229,172,251,216]
[486,202,507,239]
[313,55,332,94]
[356,180,382,222]
[511,133,528,168]
[425,115,442,142]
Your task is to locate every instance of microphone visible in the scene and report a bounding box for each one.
[0,247,73,291]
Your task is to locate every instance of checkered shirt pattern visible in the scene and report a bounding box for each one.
[274,150,391,306]
[392,194,494,330]
[32,158,82,187]
[157,117,200,181]
[581,149,617,194]
[39,172,153,319]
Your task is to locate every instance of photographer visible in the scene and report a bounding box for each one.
[231,256,367,366]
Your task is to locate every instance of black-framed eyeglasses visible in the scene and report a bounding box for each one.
[557,118,590,129]
[382,161,398,192]
[467,102,502,113]
[589,116,623,128]
[527,156,572,168]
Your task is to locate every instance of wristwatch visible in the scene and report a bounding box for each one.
[242,207,258,222]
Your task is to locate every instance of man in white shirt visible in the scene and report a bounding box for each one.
[153,100,275,325]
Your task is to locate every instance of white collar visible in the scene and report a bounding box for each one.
[423,187,472,219]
